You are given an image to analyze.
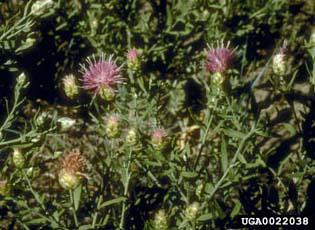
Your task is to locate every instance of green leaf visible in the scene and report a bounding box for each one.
[223,129,245,139]
[231,200,242,218]
[283,123,296,136]
[181,171,198,178]
[99,197,126,209]
[26,217,47,225]
[220,136,228,172]
[237,153,247,164]
[73,184,82,211]
[197,213,213,222]
[78,225,93,230]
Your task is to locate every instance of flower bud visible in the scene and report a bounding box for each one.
[153,209,168,230]
[26,167,39,178]
[35,112,49,127]
[99,86,115,101]
[310,31,315,47]
[31,0,54,16]
[58,150,86,190]
[59,169,81,190]
[63,74,79,99]
[13,148,25,169]
[126,128,138,146]
[212,72,224,85]
[272,53,286,76]
[105,115,120,138]
[127,48,141,71]
[151,128,168,150]
[195,184,204,198]
[0,180,10,197]
[17,72,28,88]
[90,19,98,35]
[185,202,200,221]
[57,117,76,132]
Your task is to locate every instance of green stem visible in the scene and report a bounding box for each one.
[119,149,132,229]
[193,100,216,170]
[204,127,256,205]
[23,171,59,227]
[69,190,79,227]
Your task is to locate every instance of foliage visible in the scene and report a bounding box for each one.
[1,0,315,229]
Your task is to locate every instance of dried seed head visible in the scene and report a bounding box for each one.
[80,53,123,101]
[58,149,86,190]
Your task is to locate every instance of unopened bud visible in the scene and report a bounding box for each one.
[310,31,315,47]
[212,72,224,85]
[17,72,28,87]
[99,86,115,101]
[153,209,168,230]
[151,128,168,150]
[0,180,10,197]
[57,117,76,132]
[196,184,204,198]
[63,74,79,99]
[127,48,141,71]
[58,169,81,190]
[272,53,286,76]
[105,115,120,138]
[31,0,54,16]
[13,148,25,169]
[35,112,49,127]
[126,128,138,146]
[185,202,200,221]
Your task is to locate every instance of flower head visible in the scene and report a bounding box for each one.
[272,41,287,76]
[153,209,168,230]
[31,0,54,16]
[151,128,168,150]
[63,74,79,99]
[80,53,123,100]
[13,148,25,169]
[185,202,200,221]
[127,48,141,71]
[105,114,121,138]
[310,31,315,47]
[0,179,10,196]
[205,41,235,74]
[126,128,138,146]
[58,149,87,190]
[127,48,139,63]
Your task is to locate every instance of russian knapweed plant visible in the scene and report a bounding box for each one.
[1,1,315,229]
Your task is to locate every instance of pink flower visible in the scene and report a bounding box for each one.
[80,53,123,95]
[205,41,234,73]
[127,48,139,62]
[151,128,168,150]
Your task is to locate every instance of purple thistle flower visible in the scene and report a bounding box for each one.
[205,41,235,74]
[80,53,123,95]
